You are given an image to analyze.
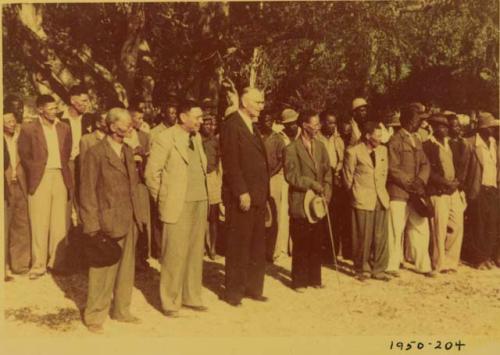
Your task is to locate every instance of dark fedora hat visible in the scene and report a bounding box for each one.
[409,194,434,218]
[84,231,123,268]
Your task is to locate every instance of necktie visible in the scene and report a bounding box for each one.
[189,134,195,150]
[370,150,376,167]
[120,147,125,163]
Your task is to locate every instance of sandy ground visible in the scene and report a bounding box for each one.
[3,255,500,337]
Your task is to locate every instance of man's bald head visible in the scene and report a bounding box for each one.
[240,87,265,121]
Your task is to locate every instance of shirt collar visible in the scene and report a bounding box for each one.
[475,133,493,148]
[107,135,123,151]
[62,108,82,121]
[429,135,450,149]
[238,110,254,131]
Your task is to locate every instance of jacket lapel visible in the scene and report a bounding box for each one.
[236,114,265,155]
[103,139,128,176]
[359,143,374,168]
[297,138,316,173]
[172,126,189,165]
[34,119,48,155]
[55,122,67,159]
[194,133,208,174]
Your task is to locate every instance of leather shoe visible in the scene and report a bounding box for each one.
[183,305,208,312]
[356,273,370,282]
[86,324,104,334]
[372,273,391,282]
[163,310,180,318]
[423,271,438,278]
[111,315,142,324]
[385,271,400,278]
[246,294,268,302]
[28,272,45,280]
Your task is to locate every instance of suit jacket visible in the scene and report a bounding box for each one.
[387,129,430,201]
[4,137,28,201]
[449,136,470,188]
[264,132,287,176]
[18,118,72,195]
[284,136,332,219]
[145,125,208,224]
[343,142,389,211]
[463,135,499,200]
[60,113,93,139]
[422,139,457,196]
[220,111,270,207]
[80,138,145,238]
[80,131,105,166]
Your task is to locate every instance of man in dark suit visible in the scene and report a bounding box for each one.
[80,108,146,333]
[220,87,270,306]
[18,95,73,279]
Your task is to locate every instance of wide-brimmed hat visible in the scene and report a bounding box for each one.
[304,190,327,224]
[281,108,299,124]
[427,113,449,127]
[477,112,500,129]
[84,231,123,268]
[352,98,368,111]
[385,112,401,127]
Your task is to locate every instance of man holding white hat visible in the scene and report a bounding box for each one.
[463,112,500,269]
[284,110,332,292]
[349,97,368,147]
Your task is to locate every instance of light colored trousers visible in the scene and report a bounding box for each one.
[269,171,290,259]
[28,169,68,274]
[161,201,208,312]
[430,191,465,271]
[84,224,137,326]
[387,200,432,273]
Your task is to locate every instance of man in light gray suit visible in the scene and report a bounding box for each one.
[145,100,208,318]
[343,121,391,282]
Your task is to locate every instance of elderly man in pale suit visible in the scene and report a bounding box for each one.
[343,121,391,281]
[80,108,146,333]
[145,100,208,317]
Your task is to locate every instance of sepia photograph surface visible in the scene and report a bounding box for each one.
[1,1,499,354]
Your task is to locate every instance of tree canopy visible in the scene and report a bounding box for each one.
[3,0,499,118]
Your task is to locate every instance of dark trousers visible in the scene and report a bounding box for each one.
[464,186,499,264]
[6,182,31,274]
[224,203,266,302]
[150,197,162,259]
[205,203,220,258]
[290,217,322,289]
[351,201,389,275]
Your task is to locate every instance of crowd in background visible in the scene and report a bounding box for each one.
[3,85,499,333]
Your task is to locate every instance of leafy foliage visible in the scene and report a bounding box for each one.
[2,0,498,117]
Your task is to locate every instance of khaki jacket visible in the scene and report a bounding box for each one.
[343,142,390,211]
[145,125,208,224]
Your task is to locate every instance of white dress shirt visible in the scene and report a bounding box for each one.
[107,136,124,160]
[40,118,62,169]
[475,134,497,187]
[62,109,83,160]
[4,129,19,179]
[238,110,254,134]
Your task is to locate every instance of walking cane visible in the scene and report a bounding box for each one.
[321,197,342,289]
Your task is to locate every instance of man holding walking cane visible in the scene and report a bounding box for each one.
[284,110,332,293]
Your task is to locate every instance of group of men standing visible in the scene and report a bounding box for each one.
[3,85,500,334]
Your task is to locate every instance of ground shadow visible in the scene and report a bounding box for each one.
[323,258,357,277]
[202,259,226,297]
[134,267,162,313]
[51,270,89,320]
[266,262,292,288]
